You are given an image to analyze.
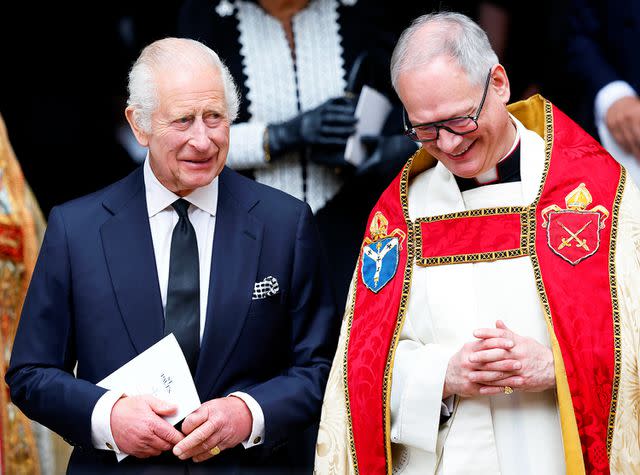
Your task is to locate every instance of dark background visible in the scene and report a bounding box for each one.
[0,3,182,215]
[0,1,578,217]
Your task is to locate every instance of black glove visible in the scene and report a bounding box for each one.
[267,96,357,159]
[356,134,418,177]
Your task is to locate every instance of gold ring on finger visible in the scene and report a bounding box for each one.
[210,446,221,456]
[503,386,514,395]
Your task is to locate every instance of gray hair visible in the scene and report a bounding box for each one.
[127,37,240,132]
[390,12,498,90]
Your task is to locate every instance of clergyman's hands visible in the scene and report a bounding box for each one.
[443,320,555,398]
[173,396,252,463]
[605,96,640,159]
[473,320,556,395]
[110,395,184,458]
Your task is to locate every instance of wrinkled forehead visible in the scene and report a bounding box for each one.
[155,63,225,104]
[397,57,479,122]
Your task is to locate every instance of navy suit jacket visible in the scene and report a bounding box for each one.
[566,0,640,131]
[6,166,338,474]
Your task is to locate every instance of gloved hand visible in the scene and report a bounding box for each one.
[356,134,418,177]
[267,96,357,159]
[308,147,356,171]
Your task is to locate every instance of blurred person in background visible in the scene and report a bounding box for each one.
[0,113,45,474]
[566,0,640,183]
[179,0,427,309]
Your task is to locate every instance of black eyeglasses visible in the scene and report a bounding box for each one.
[403,70,492,143]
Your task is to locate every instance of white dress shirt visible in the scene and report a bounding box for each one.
[91,158,265,454]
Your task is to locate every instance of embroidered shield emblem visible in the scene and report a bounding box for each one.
[361,237,400,293]
[541,183,610,266]
[360,211,406,293]
[546,211,600,265]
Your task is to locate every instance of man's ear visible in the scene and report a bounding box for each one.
[125,106,150,147]
[491,64,511,104]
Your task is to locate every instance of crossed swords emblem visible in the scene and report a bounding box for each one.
[541,183,610,265]
[557,220,592,251]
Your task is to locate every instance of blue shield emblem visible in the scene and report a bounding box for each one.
[361,237,399,293]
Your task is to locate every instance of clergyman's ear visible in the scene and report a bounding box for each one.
[491,64,511,104]
[125,106,150,147]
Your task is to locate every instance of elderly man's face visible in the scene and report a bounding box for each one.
[138,63,230,196]
[397,56,514,178]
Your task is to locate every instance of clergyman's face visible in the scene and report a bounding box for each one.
[397,56,514,178]
[130,63,230,196]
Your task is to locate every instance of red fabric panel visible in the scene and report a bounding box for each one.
[0,224,23,261]
[347,169,408,475]
[420,213,521,258]
[535,105,619,474]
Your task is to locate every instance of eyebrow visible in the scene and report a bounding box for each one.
[412,104,475,127]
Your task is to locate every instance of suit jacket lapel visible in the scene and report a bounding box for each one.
[100,169,164,354]
[195,169,263,398]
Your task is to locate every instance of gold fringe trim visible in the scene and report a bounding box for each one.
[381,152,418,474]
[344,257,361,475]
[606,167,625,455]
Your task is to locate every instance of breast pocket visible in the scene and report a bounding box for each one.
[247,294,283,318]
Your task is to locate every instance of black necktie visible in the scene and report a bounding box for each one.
[165,198,200,374]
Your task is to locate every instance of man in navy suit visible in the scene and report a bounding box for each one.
[566,0,640,182]
[6,37,338,474]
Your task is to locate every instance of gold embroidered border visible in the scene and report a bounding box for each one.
[606,166,625,456]
[527,101,586,474]
[344,253,361,475]
[346,148,423,474]
[381,157,416,475]
[415,206,525,223]
[528,99,554,327]
[414,207,529,266]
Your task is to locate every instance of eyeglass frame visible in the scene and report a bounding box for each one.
[402,69,493,143]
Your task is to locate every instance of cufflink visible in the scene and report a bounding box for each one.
[253,436,262,444]
[106,442,113,450]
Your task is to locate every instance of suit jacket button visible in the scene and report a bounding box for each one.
[106,442,113,450]
[253,436,262,444]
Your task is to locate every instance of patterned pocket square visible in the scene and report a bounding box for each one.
[252,276,279,300]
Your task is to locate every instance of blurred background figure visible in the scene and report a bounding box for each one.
[0,113,43,474]
[566,0,640,182]
[179,0,424,309]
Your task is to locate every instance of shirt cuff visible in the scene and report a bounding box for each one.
[228,392,265,448]
[91,390,124,453]
[228,122,269,170]
[594,81,638,124]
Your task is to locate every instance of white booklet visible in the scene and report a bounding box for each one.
[97,334,201,461]
[344,85,393,166]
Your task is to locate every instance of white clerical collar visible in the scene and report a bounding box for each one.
[475,121,521,184]
[143,154,219,218]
